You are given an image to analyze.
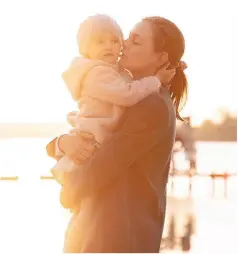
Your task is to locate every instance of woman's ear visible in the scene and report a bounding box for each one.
[157,52,169,68]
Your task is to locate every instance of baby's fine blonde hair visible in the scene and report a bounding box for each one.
[77,14,123,56]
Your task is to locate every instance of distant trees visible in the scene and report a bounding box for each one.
[193,110,237,141]
[0,109,236,141]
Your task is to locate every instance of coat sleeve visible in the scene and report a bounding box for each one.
[82,65,160,106]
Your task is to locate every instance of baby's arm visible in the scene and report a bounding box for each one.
[83,66,160,107]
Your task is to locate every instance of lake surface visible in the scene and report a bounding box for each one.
[0,139,237,253]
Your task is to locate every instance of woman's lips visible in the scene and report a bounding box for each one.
[121,50,128,58]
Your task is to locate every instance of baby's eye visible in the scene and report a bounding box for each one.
[112,38,119,44]
[96,39,104,44]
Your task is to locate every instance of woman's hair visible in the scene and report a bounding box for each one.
[143,17,188,121]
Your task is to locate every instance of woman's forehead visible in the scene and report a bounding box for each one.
[130,21,154,40]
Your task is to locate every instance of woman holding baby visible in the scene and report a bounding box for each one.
[47,14,188,253]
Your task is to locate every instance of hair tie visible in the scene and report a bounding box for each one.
[178,61,187,71]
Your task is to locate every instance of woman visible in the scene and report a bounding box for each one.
[47,16,188,253]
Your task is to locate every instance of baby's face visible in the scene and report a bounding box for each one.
[87,31,121,64]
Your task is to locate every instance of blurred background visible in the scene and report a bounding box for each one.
[0,0,237,253]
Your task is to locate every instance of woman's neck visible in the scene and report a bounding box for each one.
[131,67,157,80]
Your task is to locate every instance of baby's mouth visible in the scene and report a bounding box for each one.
[104,53,113,56]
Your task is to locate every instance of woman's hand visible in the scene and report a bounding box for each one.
[155,62,176,85]
[58,132,97,164]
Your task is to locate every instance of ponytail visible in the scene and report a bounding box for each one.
[169,67,188,121]
[142,16,188,119]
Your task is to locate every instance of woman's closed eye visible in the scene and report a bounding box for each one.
[128,36,141,45]
[132,40,141,45]
[128,33,142,45]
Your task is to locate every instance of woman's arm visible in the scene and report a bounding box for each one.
[62,93,170,200]
[46,132,96,163]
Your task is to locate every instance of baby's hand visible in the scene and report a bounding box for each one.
[69,128,79,134]
[155,62,176,86]
[67,111,78,127]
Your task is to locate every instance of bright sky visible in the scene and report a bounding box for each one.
[0,0,236,126]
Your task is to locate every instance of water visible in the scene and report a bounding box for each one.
[0,139,237,253]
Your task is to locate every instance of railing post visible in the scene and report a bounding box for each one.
[0,176,18,181]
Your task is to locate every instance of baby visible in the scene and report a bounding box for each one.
[51,14,173,184]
